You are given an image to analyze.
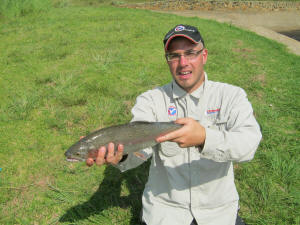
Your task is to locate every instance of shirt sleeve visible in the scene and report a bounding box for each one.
[200,88,262,162]
[114,91,156,172]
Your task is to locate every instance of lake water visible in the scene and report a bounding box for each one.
[278,30,300,42]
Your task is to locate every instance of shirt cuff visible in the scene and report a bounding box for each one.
[200,127,225,159]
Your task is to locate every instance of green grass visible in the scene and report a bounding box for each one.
[0,0,52,18]
[0,4,299,225]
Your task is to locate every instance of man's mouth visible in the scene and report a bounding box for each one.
[178,71,192,79]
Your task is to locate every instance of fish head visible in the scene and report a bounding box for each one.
[65,140,98,162]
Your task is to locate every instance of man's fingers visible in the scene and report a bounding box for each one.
[174,117,190,125]
[167,136,187,148]
[95,146,106,166]
[86,158,94,167]
[156,118,194,143]
[115,144,124,161]
[156,127,185,143]
[86,143,125,167]
[106,142,116,162]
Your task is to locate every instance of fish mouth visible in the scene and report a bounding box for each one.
[66,158,81,162]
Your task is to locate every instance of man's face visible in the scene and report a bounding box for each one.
[166,37,208,93]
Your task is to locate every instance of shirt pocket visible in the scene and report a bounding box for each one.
[202,117,227,131]
[159,142,182,157]
[214,120,227,131]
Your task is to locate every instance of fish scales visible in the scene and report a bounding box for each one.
[65,122,182,162]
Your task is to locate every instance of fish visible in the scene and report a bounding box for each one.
[65,121,182,162]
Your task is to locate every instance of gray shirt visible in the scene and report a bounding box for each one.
[116,73,262,225]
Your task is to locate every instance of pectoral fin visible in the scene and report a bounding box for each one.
[133,152,147,161]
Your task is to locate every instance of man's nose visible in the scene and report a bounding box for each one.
[179,55,188,66]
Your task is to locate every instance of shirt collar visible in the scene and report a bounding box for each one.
[172,72,208,99]
[172,80,187,99]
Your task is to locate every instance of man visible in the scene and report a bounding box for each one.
[86,24,262,225]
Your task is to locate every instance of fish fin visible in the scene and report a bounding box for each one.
[133,152,147,161]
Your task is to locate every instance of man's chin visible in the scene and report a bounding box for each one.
[177,82,192,92]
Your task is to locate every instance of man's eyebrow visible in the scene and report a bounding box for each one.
[167,49,197,54]
[167,48,197,55]
[185,49,195,53]
[167,52,179,55]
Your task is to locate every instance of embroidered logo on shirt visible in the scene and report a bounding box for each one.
[168,106,177,116]
[206,108,220,114]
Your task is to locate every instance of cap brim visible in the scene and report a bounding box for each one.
[164,34,198,51]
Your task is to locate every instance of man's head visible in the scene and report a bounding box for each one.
[163,24,208,93]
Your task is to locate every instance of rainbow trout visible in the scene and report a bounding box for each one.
[65,122,182,162]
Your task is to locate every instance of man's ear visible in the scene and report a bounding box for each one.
[202,48,208,65]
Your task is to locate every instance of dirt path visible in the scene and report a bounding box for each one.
[154,9,300,55]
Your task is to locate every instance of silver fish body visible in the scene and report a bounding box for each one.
[65,122,182,162]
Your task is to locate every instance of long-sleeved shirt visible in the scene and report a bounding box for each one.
[115,73,262,225]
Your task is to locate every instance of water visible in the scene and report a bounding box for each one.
[278,30,300,42]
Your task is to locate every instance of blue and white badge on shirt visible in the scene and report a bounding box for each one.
[168,106,177,116]
[168,105,177,120]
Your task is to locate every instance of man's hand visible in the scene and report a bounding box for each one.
[86,142,124,167]
[156,118,206,148]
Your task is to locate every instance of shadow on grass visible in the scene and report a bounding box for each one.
[59,161,150,224]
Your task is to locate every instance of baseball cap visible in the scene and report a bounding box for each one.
[163,24,205,51]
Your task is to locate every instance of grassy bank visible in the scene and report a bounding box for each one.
[0,4,299,225]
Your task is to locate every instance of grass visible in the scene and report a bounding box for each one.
[0,2,299,225]
[0,0,52,18]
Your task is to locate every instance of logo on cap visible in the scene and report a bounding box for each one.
[174,25,185,32]
[168,106,177,116]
